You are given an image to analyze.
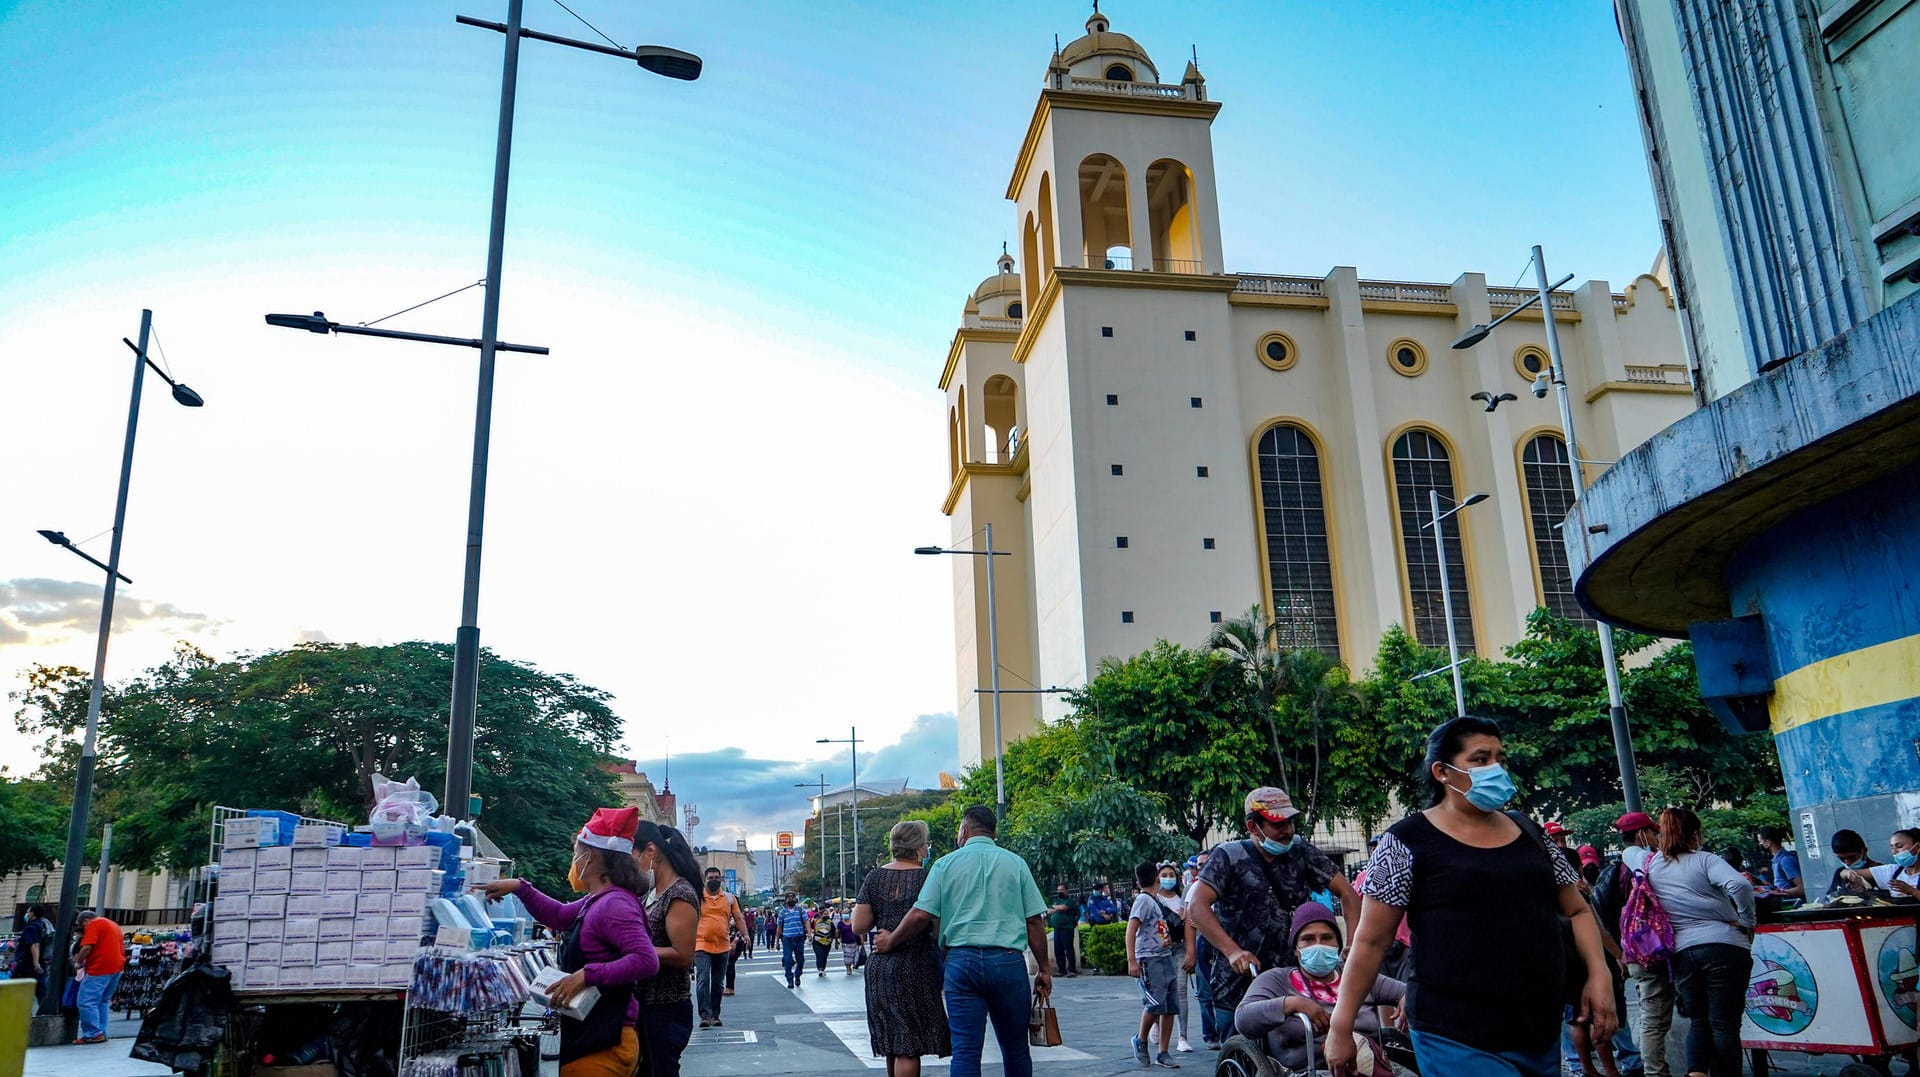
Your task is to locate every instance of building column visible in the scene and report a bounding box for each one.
[1453,273,1532,648]
[1323,267,1405,658]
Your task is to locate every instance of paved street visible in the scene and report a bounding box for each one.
[21,953,1844,1077]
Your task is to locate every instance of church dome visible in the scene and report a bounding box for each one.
[973,251,1023,315]
[1057,10,1158,84]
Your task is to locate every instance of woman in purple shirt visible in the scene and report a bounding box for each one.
[486,807,659,1077]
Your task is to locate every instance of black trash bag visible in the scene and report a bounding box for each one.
[129,962,234,1075]
[328,1000,403,1077]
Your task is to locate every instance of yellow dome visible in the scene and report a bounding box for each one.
[1059,30,1153,70]
[973,272,1021,304]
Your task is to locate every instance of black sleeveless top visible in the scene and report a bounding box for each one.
[1369,812,1567,1052]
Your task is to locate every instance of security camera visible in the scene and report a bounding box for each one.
[1531,373,1552,399]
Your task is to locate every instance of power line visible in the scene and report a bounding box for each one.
[552,0,619,49]
[359,279,487,327]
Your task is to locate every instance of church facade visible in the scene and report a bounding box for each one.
[937,11,1697,767]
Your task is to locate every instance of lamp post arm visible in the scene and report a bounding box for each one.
[331,322,550,355]
[55,542,133,585]
[1479,272,1575,337]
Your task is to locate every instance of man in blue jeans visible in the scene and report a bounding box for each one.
[875,806,1052,1077]
[775,894,809,988]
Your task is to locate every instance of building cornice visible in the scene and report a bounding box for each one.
[1006,91,1223,199]
[1011,272,1064,366]
[1052,267,1240,293]
[941,461,1021,516]
[939,328,1021,391]
[1228,292,1331,311]
[1583,381,1695,403]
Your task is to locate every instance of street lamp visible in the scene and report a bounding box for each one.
[1451,245,1643,814]
[1419,490,1488,718]
[916,524,1014,821]
[36,311,204,1016]
[265,1,700,820]
[816,727,862,893]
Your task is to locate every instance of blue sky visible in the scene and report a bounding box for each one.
[0,1,1661,844]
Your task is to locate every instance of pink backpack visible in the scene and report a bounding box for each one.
[1619,866,1676,967]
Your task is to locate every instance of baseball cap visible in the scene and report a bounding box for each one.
[1245,787,1301,822]
[1614,811,1656,834]
[1543,821,1568,838]
[1578,844,1601,866]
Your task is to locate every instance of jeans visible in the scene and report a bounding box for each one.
[1628,961,1675,1077]
[76,971,121,1040]
[726,943,742,990]
[1409,1028,1558,1077]
[944,947,1034,1077]
[1192,939,1218,1043]
[1671,943,1752,1077]
[693,951,726,1021]
[1051,927,1077,974]
[781,935,806,985]
[640,998,694,1077]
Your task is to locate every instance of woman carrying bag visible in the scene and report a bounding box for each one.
[486,808,659,1077]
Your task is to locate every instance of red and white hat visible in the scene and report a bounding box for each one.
[576,807,640,854]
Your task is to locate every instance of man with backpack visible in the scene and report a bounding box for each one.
[1598,810,1671,1077]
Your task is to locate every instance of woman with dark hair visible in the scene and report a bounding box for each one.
[1842,828,1920,897]
[633,821,702,1077]
[483,808,658,1077]
[1326,716,1615,1077]
[1648,807,1755,1077]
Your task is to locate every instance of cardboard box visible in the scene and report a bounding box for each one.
[291,847,328,870]
[319,892,357,918]
[343,964,381,987]
[466,861,501,886]
[253,869,291,895]
[326,846,363,869]
[248,919,283,943]
[317,918,355,941]
[222,816,272,849]
[248,942,283,966]
[390,892,428,915]
[356,891,391,917]
[311,965,346,988]
[293,823,344,847]
[396,846,437,870]
[255,846,293,871]
[221,848,258,871]
[239,965,280,991]
[280,942,317,966]
[354,916,388,940]
[248,894,286,920]
[531,966,599,1021]
[393,869,434,893]
[282,918,319,942]
[387,915,424,940]
[275,967,315,991]
[351,939,386,965]
[380,960,414,988]
[219,868,254,895]
[359,847,397,870]
[213,918,248,942]
[361,870,396,893]
[210,941,247,966]
[286,894,324,919]
[324,869,361,893]
[213,892,247,920]
[316,940,353,965]
[289,870,327,895]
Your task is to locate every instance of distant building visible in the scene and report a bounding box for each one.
[936,9,1698,767]
[1575,0,1920,893]
[808,779,911,815]
[603,759,669,825]
[697,840,757,895]
[1,864,192,932]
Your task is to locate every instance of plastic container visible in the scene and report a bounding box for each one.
[244,809,300,847]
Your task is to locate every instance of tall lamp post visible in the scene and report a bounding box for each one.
[816,727,862,888]
[1420,491,1489,717]
[795,776,828,899]
[915,524,1013,821]
[266,1,699,819]
[35,312,205,1015]
[1451,244,1643,813]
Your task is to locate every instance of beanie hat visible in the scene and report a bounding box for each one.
[577,807,640,853]
[1288,900,1339,950]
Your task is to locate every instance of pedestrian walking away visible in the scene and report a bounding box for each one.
[1048,885,1081,976]
[483,807,659,1077]
[1127,860,1196,1069]
[854,821,952,1077]
[1648,807,1756,1077]
[1597,809,1667,1077]
[1327,716,1616,1077]
[812,909,839,977]
[1190,786,1358,1037]
[1233,901,1408,1075]
[874,805,1053,1077]
[840,914,863,974]
[693,866,750,1027]
[9,904,49,1009]
[633,821,701,1077]
[70,909,125,1044]
[777,894,809,988]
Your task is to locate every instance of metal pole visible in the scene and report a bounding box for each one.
[94,824,113,915]
[447,0,525,819]
[43,309,149,1014]
[848,725,859,878]
[1430,489,1466,717]
[983,522,1006,821]
[835,804,846,902]
[1534,245,1641,813]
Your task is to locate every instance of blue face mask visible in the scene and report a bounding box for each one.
[1159,877,1179,892]
[1445,762,1517,812]
[1845,858,1869,870]
[1896,849,1917,869]
[1297,944,1341,977]
[1258,836,1294,856]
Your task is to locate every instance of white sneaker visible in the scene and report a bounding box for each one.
[1176,1039,1193,1053]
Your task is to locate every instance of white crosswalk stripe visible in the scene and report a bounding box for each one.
[768,967,1095,1068]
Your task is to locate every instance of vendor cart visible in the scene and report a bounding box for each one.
[1743,902,1919,1076]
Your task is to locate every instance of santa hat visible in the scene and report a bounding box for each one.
[577,807,639,854]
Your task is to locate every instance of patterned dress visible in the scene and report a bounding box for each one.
[857,866,951,1058]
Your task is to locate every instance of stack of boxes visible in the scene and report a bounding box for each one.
[214,815,442,992]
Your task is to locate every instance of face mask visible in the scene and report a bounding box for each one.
[1445,762,1517,812]
[1259,836,1294,856]
[1297,944,1341,977]
[1159,877,1179,892]
[568,856,589,893]
[706,879,722,893]
[1844,858,1868,870]
[1895,850,1917,869]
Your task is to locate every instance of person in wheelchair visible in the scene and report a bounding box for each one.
[1231,902,1410,1076]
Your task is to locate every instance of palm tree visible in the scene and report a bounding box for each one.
[1270,648,1358,831]
[1208,605,1290,787]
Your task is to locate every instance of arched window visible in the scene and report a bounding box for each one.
[1007,302,1023,319]
[1255,424,1340,657]
[1037,172,1057,282]
[1021,213,1040,312]
[983,375,1018,462]
[1078,154,1131,269]
[24,884,44,903]
[1146,158,1202,273]
[76,883,91,907]
[1520,434,1592,625]
[1391,430,1476,651]
[1104,64,1134,82]
[947,404,960,479]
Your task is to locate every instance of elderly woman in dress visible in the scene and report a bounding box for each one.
[853,821,951,1077]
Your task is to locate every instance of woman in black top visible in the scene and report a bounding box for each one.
[1326,716,1616,1077]
[852,820,950,1077]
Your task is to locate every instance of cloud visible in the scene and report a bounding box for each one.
[0,578,227,647]
[863,712,960,789]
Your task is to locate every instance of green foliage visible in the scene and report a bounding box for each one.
[1078,922,1129,975]
[786,790,953,898]
[0,778,69,876]
[10,642,624,896]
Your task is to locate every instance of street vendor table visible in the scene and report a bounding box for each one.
[1743,902,1918,1073]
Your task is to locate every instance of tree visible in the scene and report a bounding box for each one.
[786,790,952,898]
[1073,641,1268,844]
[11,641,624,897]
[1208,606,1289,780]
[0,778,68,877]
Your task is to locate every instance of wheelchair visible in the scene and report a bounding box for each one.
[1214,1014,1419,1077]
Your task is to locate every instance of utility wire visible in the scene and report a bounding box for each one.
[1513,252,1536,288]
[149,326,174,379]
[359,279,487,327]
[552,0,620,48]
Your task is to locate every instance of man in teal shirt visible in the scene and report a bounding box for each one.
[875,806,1051,1077]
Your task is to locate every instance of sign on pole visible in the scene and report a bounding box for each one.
[776,830,794,853]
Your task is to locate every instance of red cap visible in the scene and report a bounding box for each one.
[576,807,640,854]
[1543,821,1568,837]
[1614,811,1656,835]
[1578,844,1601,866]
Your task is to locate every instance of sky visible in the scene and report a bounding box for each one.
[0,1,1662,849]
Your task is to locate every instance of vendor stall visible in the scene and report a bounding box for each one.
[1743,901,1919,1076]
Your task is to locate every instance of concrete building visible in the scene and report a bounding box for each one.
[808,779,911,815]
[937,10,1698,766]
[1573,0,1920,896]
[2,864,191,932]
[604,759,670,825]
[697,840,758,895]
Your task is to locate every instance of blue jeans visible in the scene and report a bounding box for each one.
[640,996,694,1077]
[1410,1028,1559,1077]
[1563,1021,1643,1073]
[1671,943,1752,1077]
[944,947,1033,1077]
[781,935,806,985]
[693,950,726,1021]
[77,972,121,1040]
[1192,940,1218,1043]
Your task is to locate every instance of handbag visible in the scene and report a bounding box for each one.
[1027,989,1062,1047]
